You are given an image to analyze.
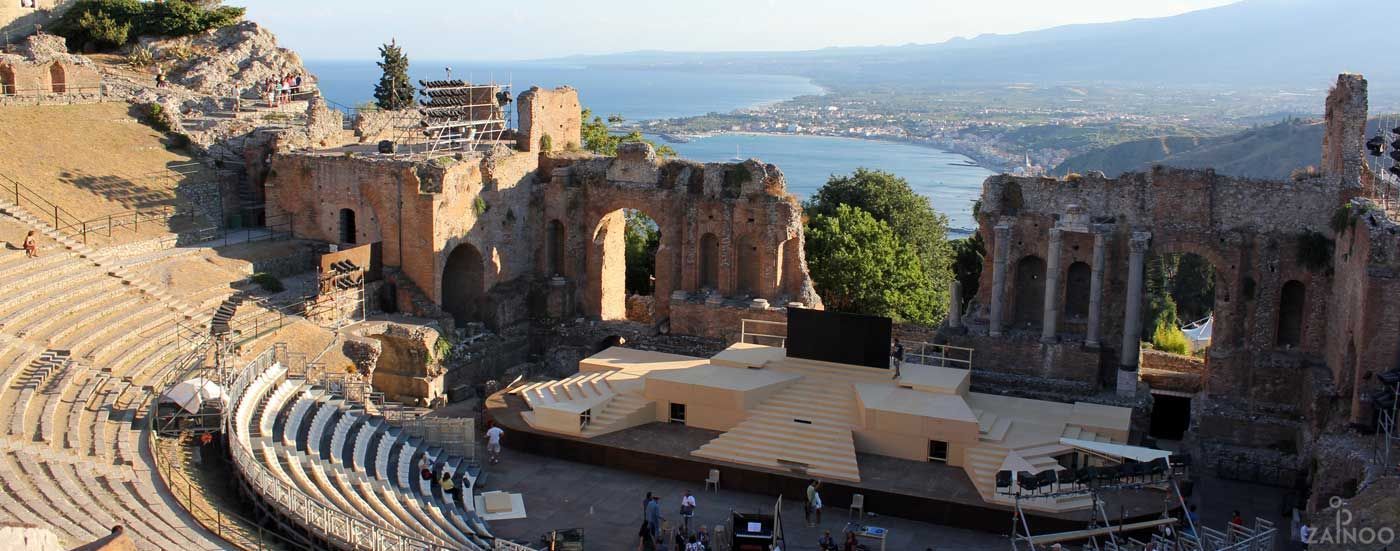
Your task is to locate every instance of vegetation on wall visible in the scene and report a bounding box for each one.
[373,39,415,111]
[1296,230,1334,274]
[623,211,660,296]
[580,108,676,158]
[803,169,953,324]
[1143,252,1215,346]
[53,0,245,52]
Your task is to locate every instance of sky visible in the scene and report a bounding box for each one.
[229,0,1240,61]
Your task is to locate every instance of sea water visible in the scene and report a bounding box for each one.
[305,60,990,233]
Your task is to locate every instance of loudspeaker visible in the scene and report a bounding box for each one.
[378,140,396,154]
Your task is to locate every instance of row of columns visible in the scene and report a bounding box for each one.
[980,221,1150,396]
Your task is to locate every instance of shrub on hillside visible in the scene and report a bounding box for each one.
[250,272,284,293]
[141,102,174,133]
[53,0,245,52]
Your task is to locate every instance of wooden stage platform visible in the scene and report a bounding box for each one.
[485,390,1179,535]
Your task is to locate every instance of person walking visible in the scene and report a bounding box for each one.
[891,338,904,379]
[805,480,818,526]
[485,424,504,464]
[680,490,697,534]
[22,230,38,258]
[645,495,663,541]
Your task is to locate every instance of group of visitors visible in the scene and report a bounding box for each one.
[418,459,464,502]
[262,74,305,107]
[638,490,710,551]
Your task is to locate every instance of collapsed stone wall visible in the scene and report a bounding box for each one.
[0,33,101,101]
[517,85,581,152]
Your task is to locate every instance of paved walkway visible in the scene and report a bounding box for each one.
[476,446,1008,551]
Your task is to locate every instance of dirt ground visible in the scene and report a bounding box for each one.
[0,102,211,243]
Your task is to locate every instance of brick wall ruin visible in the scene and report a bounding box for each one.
[0,34,101,101]
[947,74,1396,510]
[265,86,820,342]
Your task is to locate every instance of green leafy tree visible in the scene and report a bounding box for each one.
[623,211,660,295]
[373,39,415,111]
[950,231,984,311]
[580,108,676,157]
[805,205,941,324]
[804,169,954,323]
[53,0,242,51]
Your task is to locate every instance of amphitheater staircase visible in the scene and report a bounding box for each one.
[0,204,240,548]
[691,361,875,482]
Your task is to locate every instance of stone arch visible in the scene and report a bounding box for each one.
[48,63,65,94]
[1012,255,1046,328]
[698,232,719,291]
[338,208,357,244]
[735,234,761,297]
[0,65,14,95]
[1277,280,1305,347]
[588,208,665,321]
[1064,261,1091,320]
[545,219,565,277]
[442,243,485,326]
[780,236,803,299]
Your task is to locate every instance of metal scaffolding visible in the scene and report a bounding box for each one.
[409,78,514,154]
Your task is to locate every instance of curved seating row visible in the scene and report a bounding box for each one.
[229,356,493,550]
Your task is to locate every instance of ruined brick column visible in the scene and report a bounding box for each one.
[1117,232,1150,396]
[948,280,962,329]
[989,223,1011,337]
[1041,227,1062,343]
[1085,230,1106,348]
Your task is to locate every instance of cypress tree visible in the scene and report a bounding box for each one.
[374,39,415,110]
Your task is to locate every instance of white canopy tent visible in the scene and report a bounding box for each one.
[1059,437,1173,463]
[1181,314,1213,352]
[160,377,226,414]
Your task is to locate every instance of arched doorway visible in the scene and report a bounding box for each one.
[338,208,357,244]
[49,63,66,94]
[1012,255,1045,329]
[545,219,565,277]
[442,243,484,326]
[589,208,662,321]
[1143,252,1217,353]
[1064,261,1092,320]
[1277,280,1305,347]
[736,234,760,297]
[0,66,14,95]
[698,233,719,290]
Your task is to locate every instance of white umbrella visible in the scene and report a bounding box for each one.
[160,378,226,414]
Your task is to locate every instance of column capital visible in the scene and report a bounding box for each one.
[993,222,1012,237]
[1047,227,1063,241]
[1129,232,1152,254]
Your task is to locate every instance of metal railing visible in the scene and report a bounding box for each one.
[0,84,105,104]
[740,318,787,347]
[906,341,974,370]
[1,170,204,245]
[144,326,313,551]
[225,347,464,551]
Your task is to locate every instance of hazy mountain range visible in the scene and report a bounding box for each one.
[543,0,1395,89]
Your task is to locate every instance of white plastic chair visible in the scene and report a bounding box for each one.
[705,468,720,492]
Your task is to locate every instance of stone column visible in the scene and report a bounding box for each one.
[948,280,963,329]
[988,223,1011,337]
[1085,231,1106,347]
[1117,232,1151,396]
[1041,228,1062,343]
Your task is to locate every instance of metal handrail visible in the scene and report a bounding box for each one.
[0,170,205,244]
[143,326,312,551]
[0,84,105,101]
[225,347,462,551]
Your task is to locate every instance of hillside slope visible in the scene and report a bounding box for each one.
[1053,119,1325,180]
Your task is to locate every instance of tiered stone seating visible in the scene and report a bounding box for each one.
[0,239,231,549]
[231,358,493,550]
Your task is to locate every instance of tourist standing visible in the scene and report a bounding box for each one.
[1230,510,1244,527]
[485,424,504,464]
[680,490,697,534]
[805,480,818,526]
[891,338,904,379]
[811,484,823,525]
[22,230,38,258]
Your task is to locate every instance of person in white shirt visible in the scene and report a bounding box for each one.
[680,490,697,533]
[485,425,504,464]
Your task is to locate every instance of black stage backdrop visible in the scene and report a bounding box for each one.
[786,308,891,369]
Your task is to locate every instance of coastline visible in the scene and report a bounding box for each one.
[642,129,1009,174]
